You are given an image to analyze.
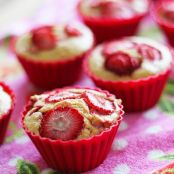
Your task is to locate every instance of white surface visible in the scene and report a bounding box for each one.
[0,0,43,34]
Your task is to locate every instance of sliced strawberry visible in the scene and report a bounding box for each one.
[45,91,80,103]
[64,25,82,37]
[91,0,119,10]
[83,91,115,114]
[105,51,142,75]
[101,3,130,17]
[91,0,134,17]
[137,44,162,61]
[161,2,174,22]
[40,107,84,140]
[90,0,109,8]
[163,10,174,22]
[31,26,56,50]
[91,1,119,17]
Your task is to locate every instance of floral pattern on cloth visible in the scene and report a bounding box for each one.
[0,37,23,82]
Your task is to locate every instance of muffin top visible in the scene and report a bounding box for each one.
[15,23,94,62]
[24,87,121,141]
[156,0,174,25]
[79,0,149,19]
[0,86,12,116]
[87,37,172,81]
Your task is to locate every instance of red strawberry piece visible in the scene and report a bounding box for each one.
[40,107,84,140]
[90,0,107,8]
[105,51,142,75]
[137,44,162,61]
[163,10,174,22]
[91,1,119,16]
[91,0,117,9]
[91,0,133,17]
[160,2,174,22]
[45,91,80,103]
[83,91,115,114]
[31,26,56,50]
[65,25,81,37]
[101,3,124,17]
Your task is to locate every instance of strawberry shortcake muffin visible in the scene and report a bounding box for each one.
[22,87,124,172]
[153,0,174,46]
[77,0,149,42]
[12,23,94,89]
[85,36,172,112]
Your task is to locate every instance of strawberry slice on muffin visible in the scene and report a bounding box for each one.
[40,107,84,141]
[46,90,80,103]
[83,91,116,114]
[31,26,57,50]
[137,44,162,61]
[105,51,142,75]
[65,25,82,37]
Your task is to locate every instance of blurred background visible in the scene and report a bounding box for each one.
[0,0,78,37]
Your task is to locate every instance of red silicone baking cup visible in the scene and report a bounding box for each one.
[22,87,124,173]
[0,82,15,144]
[84,56,171,112]
[11,37,94,90]
[152,0,174,47]
[77,0,149,43]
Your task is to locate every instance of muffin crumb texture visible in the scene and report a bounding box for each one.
[88,37,172,81]
[15,24,94,62]
[157,0,174,24]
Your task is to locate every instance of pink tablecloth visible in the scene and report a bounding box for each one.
[0,0,174,173]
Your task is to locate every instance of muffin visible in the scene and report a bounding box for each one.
[85,37,172,112]
[22,87,124,172]
[0,82,15,144]
[12,23,94,89]
[77,0,149,43]
[152,0,174,46]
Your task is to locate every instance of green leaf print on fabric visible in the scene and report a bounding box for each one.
[164,81,174,96]
[158,81,174,115]
[0,34,13,61]
[3,35,13,45]
[159,154,174,161]
[158,96,174,115]
[16,160,40,174]
[0,34,23,82]
[138,26,163,42]
[5,122,24,144]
